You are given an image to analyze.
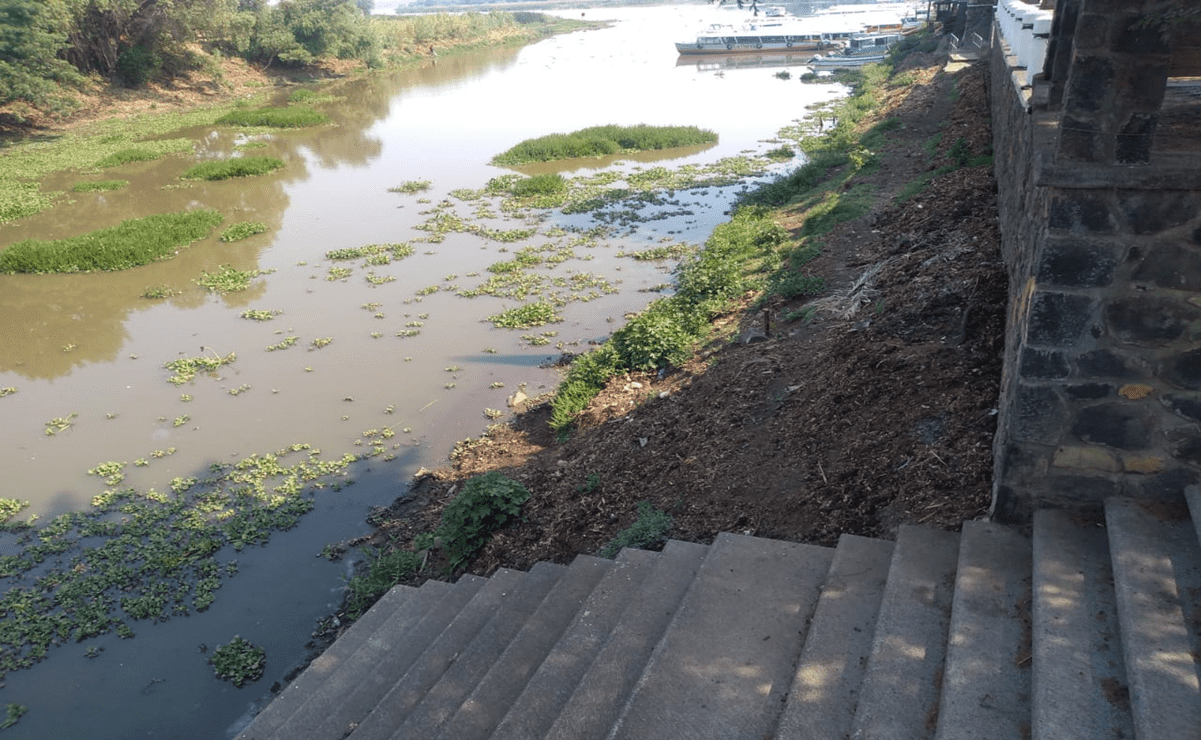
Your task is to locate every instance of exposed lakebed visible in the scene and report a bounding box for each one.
[0,5,844,737]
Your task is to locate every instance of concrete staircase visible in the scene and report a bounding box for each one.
[236,493,1201,740]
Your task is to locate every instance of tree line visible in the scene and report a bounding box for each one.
[0,0,378,112]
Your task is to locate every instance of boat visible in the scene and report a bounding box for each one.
[674,5,919,57]
[806,31,902,68]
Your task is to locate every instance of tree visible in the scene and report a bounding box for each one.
[355,0,372,14]
[0,0,84,108]
[234,0,375,69]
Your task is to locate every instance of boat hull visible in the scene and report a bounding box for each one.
[676,38,832,55]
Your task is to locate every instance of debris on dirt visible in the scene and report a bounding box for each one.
[372,57,1005,577]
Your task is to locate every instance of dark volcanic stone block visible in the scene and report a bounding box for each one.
[1073,403,1154,450]
[1028,291,1095,347]
[1037,237,1117,287]
[1104,296,1200,346]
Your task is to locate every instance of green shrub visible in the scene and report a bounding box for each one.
[72,180,128,193]
[436,472,530,569]
[215,107,329,128]
[599,502,672,558]
[181,156,284,181]
[549,344,622,434]
[0,211,223,274]
[611,303,693,371]
[115,44,161,87]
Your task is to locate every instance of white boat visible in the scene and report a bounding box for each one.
[674,5,918,57]
[806,31,902,67]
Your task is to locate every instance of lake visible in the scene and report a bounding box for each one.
[0,5,844,737]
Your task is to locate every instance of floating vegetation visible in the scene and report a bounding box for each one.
[488,301,561,329]
[388,180,431,194]
[0,388,15,398]
[220,222,268,242]
[326,243,414,262]
[287,89,337,105]
[0,444,355,676]
[0,499,30,528]
[88,461,126,486]
[361,302,383,311]
[44,414,77,436]
[365,273,395,285]
[310,337,334,350]
[415,285,440,296]
[195,265,272,293]
[265,336,299,352]
[1,704,25,730]
[240,309,281,321]
[521,334,550,346]
[492,124,718,165]
[180,156,285,181]
[215,106,328,129]
[142,285,179,299]
[61,344,77,353]
[228,385,251,396]
[163,352,236,385]
[617,242,697,261]
[209,636,267,688]
[396,329,420,338]
[180,395,192,402]
[173,415,189,427]
[484,408,504,419]
[0,211,223,274]
[326,266,352,281]
[72,180,128,193]
[94,148,163,168]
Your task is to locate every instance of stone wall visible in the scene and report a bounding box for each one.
[988,5,1201,521]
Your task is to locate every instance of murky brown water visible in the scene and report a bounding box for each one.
[0,6,844,737]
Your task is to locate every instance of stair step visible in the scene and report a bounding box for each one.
[1105,497,1201,739]
[352,562,568,739]
[342,567,537,738]
[777,533,895,740]
[449,549,656,740]
[274,572,488,740]
[935,520,1032,739]
[608,532,835,740]
[1030,508,1134,740]
[236,581,448,740]
[543,539,709,740]
[849,525,960,740]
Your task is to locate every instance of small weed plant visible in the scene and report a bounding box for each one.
[215,107,328,128]
[181,157,284,181]
[600,502,673,558]
[435,472,530,570]
[72,180,128,193]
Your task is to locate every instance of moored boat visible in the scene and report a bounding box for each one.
[806,31,901,67]
[674,5,919,57]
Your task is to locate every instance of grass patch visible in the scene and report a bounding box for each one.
[214,106,328,129]
[71,180,128,193]
[488,301,561,329]
[388,180,431,194]
[0,211,223,274]
[600,501,673,558]
[180,156,284,181]
[220,222,268,242]
[492,124,717,165]
[94,148,163,168]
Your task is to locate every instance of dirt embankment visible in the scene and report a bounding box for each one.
[361,53,1007,576]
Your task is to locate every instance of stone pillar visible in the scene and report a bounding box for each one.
[1055,0,1171,164]
[989,0,1201,521]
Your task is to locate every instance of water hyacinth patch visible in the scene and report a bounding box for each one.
[487,301,561,329]
[163,352,236,385]
[209,636,266,687]
[196,265,272,293]
[0,444,356,677]
[0,211,224,274]
[180,157,285,181]
[214,106,328,129]
[220,222,268,242]
[72,180,128,193]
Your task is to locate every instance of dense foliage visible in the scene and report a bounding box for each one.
[0,0,376,108]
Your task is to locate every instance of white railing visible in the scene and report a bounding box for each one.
[995,0,1054,73]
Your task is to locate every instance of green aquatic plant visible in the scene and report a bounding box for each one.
[142,285,179,299]
[492,124,718,165]
[265,336,299,352]
[220,222,268,242]
[209,636,266,688]
[72,180,128,193]
[180,156,285,181]
[163,352,236,385]
[195,265,271,293]
[215,106,328,129]
[94,148,162,168]
[0,388,15,398]
[44,414,77,436]
[0,704,25,730]
[240,309,281,321]
[388,180,431,194]
[0,211,223,274]
[487,301,561,329]
[327,266,352,281]
[310,338,333,350]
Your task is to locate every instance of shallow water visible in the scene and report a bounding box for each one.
[0,6,844,737]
